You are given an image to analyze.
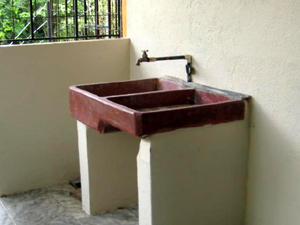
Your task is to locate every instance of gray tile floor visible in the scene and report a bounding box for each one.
[0,184,138,225]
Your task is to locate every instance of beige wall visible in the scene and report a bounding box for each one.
[127,1,300,225]
[0,39,130,195]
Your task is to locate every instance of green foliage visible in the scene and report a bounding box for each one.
[0,0,120,45]
[0,0,43,41]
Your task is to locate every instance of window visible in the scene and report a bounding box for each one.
[0,0,122,45]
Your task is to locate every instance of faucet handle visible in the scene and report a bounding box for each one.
[141,50,149,58]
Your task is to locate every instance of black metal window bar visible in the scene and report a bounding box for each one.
[0,0,122,45]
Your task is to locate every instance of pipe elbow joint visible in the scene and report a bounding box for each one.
[185,55,192,64]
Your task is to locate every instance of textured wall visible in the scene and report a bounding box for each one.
[127,1,300,224]
[0,39,130,195]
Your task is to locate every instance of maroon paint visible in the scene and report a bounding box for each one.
[69,77,247,137]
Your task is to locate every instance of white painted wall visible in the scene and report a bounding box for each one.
[127,1,300,224]
[0,39,130,195]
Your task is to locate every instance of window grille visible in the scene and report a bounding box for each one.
[0,0,122,45]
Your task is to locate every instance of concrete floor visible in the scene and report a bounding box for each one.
[0,183,138,225]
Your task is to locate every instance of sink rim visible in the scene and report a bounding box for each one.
[69,76,250,137]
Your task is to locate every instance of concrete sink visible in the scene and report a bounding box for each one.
[69,76,248,137]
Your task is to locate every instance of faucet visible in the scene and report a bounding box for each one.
[136,50,194,82]
[136,50,150,65]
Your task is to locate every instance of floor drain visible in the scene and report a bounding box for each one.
[69,178,82,201]
[69,178,81,189]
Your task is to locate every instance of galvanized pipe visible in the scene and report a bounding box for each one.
[136,51,193,82]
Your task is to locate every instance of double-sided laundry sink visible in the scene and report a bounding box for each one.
[69,76,248,137]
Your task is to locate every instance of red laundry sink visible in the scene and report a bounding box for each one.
[69,76,249,137]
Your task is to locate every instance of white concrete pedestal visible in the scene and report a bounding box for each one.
[77,121,140,215]
[137,118,249,225]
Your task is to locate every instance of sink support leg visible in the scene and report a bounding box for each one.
[137,104,249,225]
[77,121,140,215]
[137,139,153,225]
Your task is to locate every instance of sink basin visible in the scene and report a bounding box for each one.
[69,76,249,137]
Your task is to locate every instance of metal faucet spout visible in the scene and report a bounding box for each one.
[136,59,141,66]
[136,50,150,66]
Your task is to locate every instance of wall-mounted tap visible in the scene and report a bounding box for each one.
[136,50,194,82]
[136,50,150,65]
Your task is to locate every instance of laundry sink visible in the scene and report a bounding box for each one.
[69,76,249,137]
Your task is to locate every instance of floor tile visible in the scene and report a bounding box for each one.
[62,205,88,220]
[47,183,75,195]
[126,204,138,218]
[48,184,80,208]
[77,209,138,225]
[0,184,139,225]
[48,184,88,219]
[13,206,80,225]
[0,188,57,218]
[0,188,80,225]
[0,203,14,225]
